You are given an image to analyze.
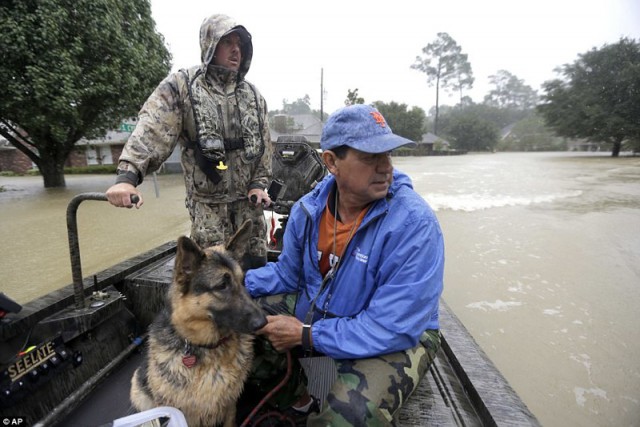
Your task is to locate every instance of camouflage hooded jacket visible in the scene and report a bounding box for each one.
[117,14,272,204]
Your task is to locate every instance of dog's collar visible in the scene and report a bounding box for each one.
[185,335,231,351]
[182,335,231,368]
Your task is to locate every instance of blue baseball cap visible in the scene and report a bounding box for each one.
[320,104,416,153]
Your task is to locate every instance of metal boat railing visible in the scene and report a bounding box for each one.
[66,192,138,310]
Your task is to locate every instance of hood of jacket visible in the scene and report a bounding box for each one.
[199,14,253,80]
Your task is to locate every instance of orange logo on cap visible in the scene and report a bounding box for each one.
[370,111,387,127]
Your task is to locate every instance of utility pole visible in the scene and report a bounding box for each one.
[320,68,324,123]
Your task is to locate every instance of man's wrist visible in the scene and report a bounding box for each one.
[115,170,140,187]
[248,182,267,192]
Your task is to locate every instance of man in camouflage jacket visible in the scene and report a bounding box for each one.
[106,14,272,268]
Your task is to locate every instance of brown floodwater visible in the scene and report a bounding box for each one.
[1,152,639,426]
[0,173,191,305]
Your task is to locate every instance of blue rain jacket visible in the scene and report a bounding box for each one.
[245,169,444,359]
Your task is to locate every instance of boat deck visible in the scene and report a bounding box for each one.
[58,252,538,426]
[3,245,538,426]
[62,336,474,426]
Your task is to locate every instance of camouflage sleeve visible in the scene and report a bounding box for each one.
[248,94,272,191]
[117,73,184,184]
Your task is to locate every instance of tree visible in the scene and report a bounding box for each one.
[0,0,171,187]
[269,115,298,134]
[281,95,312,115]
[269,95,327,129]
[483,70,538,110]
[437,103,526,135]
[498,113,567,152]
[624,138,640,154]
[373,101,426,142]
[311,109,329,123]
[537,38,640,157]
[452,57,475,104]
[411,32,473,135]
[438,107,499,152]
[345,88,365,106]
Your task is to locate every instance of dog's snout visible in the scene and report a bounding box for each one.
[251,313,268,332]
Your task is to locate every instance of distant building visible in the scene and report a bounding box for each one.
[392,132,462,156]
[75,120,136,167]
[500,123,517,140]
[0,119,179,174]
[420,132,451,151]
[0,113,323,175]
[566,139,602,152]
[0,136,34,174]
[392,132,450,156]
[270,114,323,148]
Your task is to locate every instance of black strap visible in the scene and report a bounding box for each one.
[184,138,244,151]
[301,324,312,352]
[179,71,255,184]
[180,69,223,184]
[224,138,245,151]
[193,144,222,184]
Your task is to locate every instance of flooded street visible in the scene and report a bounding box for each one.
[0,173,191,304]
[397,152,640,427]
[1,152,639,426]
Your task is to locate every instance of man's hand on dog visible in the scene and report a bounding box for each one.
[257,315,304,352]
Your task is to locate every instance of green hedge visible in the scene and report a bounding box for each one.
[19,165,118,176]
[64,164,118,174]
[10,164,183,176]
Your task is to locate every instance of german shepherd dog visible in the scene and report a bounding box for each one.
[130,220,268,427]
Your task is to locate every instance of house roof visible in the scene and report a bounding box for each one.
[290,114,323,130]
[500,123,517,140]
[0,136,14,150]
[420,132,450,146]
[269,113,323,143]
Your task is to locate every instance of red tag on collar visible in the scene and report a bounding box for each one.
[182,354,197,368]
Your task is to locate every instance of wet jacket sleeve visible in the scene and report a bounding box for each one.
[312,216,444,359]
[117,73,184,183]
[244,202,306,296]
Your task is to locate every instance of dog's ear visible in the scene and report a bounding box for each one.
[225,219,253,261]
[174,236,205,293]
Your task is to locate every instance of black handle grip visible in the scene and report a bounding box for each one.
[131,195,140,204]
[250,194,257,203]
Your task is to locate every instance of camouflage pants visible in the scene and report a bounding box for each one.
[187,198,267,260]
[249,294,441,426]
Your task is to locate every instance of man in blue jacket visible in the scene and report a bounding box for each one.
[244,104,444,426]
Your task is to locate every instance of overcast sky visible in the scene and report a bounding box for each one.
[149,0,639,115]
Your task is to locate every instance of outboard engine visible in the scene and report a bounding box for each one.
[271,137,326,215]
[266,137,327,253]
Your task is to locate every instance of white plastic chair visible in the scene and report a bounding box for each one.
[112,406,188,427]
